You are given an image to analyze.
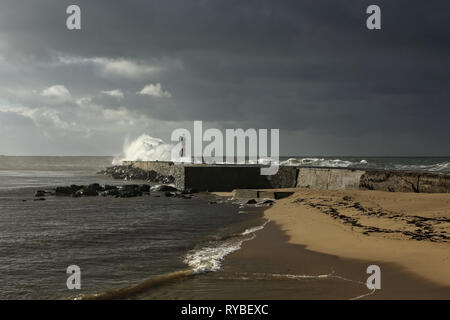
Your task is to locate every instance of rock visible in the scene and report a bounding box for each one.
[100,185,119,197]
[55,185,81,196]
[107,189,120,197]
[99,165,175,183]
[40,183,152,199]
[35,190,47,197]
[78,184,103,196]
[88,183,103,192]
[182,188,198,194]
[118,185,143,198]
[153,185,178,192]
[147,170,158,181]
[246,199,257,204]
[164,191,176,197]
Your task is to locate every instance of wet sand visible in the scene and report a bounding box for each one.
[140,221,450,299]
[141,189,450,299]
[263,189,450,288]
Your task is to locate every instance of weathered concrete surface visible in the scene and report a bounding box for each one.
[296,168,365,190]
[360,170,450,193]
[123,161,450,193]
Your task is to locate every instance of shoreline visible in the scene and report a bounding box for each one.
[202,188,450,299]
[224,221,450,299]
[262,189,450,288]
[140,218,450,299]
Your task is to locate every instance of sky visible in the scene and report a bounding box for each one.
[0,0,449,156]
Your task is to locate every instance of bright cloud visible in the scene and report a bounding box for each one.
[137,83,172,98]
[58,56,158,79]
[101,89,124,99]
[41,85,71,100]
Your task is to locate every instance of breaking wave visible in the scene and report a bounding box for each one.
[112,134,174,165]
[279,157,368,168]
[184,221,268,274]
[78,220,268,299]
[393,162,450,173]
[111,133,449,174]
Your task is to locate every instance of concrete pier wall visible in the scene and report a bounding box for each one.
[296,168,365,190]
[183,166,297,192]
[123,161,450,193]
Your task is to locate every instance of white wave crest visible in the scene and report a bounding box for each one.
[112,134,174,165]
[394,162,450,173]
[280,157,362,168]
[184,237,251,273]
[241,220,269,235]
[185,221,268,273]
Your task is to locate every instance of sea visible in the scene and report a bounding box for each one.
[0,155,449,299]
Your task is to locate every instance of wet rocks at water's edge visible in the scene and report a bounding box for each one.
[32,183,195,199]
[29,164,197,200]
[53,184,151,198]
[98,165,175,184]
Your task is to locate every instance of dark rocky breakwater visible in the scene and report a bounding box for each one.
[98,165,175,184]
[33,183,196,200]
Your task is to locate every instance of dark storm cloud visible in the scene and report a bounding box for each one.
[0,0,449,155]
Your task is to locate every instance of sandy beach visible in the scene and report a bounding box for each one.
[139,189,450,300]
[247,188,450,299]
[211,189,450,299]
[262,188,450,288]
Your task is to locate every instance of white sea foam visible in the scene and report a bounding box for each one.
[111,134,450,174]
[184,221,268,273]
[184,237,252,273]
[241,220,269,235]
[279,157,359,168]
[112,134,174,165]
[394,162,450,173]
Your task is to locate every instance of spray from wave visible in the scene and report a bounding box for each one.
[112,134,174,165]
[279,157,368,168]
[111,134,449,174]
[393,162,450,173]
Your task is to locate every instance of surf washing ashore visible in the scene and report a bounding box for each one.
[1,156,450,299]
[137,188,450,300]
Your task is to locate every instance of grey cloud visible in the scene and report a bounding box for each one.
[0,0,449,155]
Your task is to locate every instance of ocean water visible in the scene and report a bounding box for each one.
[0,156,449,300]
[278,156,450,173]
[0,156,263,299]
